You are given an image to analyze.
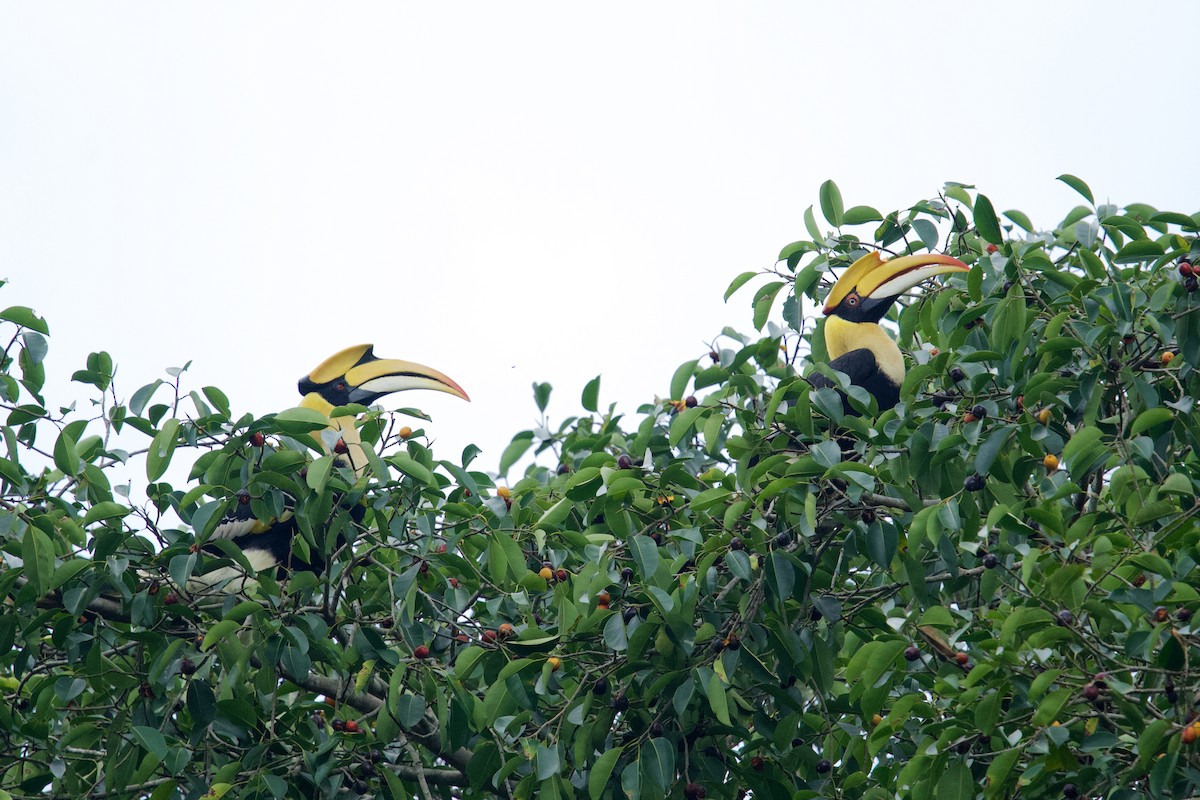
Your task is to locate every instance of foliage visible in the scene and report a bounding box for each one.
[2,178,1200,800]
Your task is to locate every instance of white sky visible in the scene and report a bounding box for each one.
[2,2,1198,477]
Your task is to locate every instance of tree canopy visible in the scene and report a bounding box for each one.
[3,178,1200,800]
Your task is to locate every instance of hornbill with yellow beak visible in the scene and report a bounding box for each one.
[809,252,969,412]
[196,345,469,588]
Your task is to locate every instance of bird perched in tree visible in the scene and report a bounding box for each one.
[193,345,469,590]
[809,252,969,412]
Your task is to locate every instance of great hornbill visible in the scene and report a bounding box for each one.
[194,345,469,589]
[808,251,969,412]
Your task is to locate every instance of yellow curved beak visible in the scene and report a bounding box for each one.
[346,356,470,402]
[823,253,969,315]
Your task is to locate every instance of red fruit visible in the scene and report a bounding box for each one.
[413,645,430,659]
[954,652,969,665]
[986,243,998,254]
[248,431,266,447]
[482,630,497,643]
[750,756,765,771]
[1083,683,1101,701]
[555,569,568,582]
[1180,261,1194,277]
[333,438,349,454]
[343,719,360,733]
[164,593,180,605]
[597,590,611,605]
[448,578,459,588]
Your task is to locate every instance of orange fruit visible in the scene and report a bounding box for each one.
[398,426,413,439]
[547,657,562,672]
[538,567,554,581]
[1043,454,1059,472]
[1162,351,1175,365]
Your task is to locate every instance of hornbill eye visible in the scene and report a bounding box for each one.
[336,382,346,391]
[846,294,859,307]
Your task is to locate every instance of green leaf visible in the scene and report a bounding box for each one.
[0,305,49,334]
[53,429,80,476]
[819,179,844,227]
[272,407,330,434]
[533,382,552,413]
[975,428,1013,476]
[973,194,1003,245]
[1113,239,1164,264]
[83,500,130,525]
[146,418,181,482]
[630,536,660,581]
[724,271,758,301]
[581,375,601,413]
[306,455,334,493]
[132,726,168,760]
[640,737,675,790]
[535,744,560,780]
[21,527,54,597]
[804,205,822,241]
[669,360,698,401]
[751,282,785,331]
[388,453,436,485]
[704,671,731,725]
[1057,174,1094,205]
[1003,209,1033,232]
[588,747,623,800]
[1130,407,1173,437]
[201,620,242,651]
[498,433,534,477]
[843,205,882,225]
[935,761,973,800]
[534,497,573,530]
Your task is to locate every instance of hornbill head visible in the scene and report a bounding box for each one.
[298,345,469,469]
[298,344,470,414]
[823,252,970,323]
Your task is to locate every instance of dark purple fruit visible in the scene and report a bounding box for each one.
[621,567,633,582]
[557,463,571,475]
[649,721,664,737]
[950,367,965,382]
[971,404,987,420]
[730,538,745,551]
[964,474,985,492]
[1107,357,1121,371]
[774,532,790,548]
[592,678,608,696]
[180,658,196,676]
[617,454,633,469]
[1188,277,1199,293]
[685,396,698,408]
[1058,610,1074,624]
[904,645,921,662]
[612,693,629,711]
[810,606,823,621]
[622,607,637,623]
[1083,683,1100,701]
[983,553,998,569]
[1179,608,1192,622]
[1063,783,1079,799]
[750,756,765,771]
[815,758,832,774]
[684,784,707,800]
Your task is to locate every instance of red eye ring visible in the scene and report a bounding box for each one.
[336,382,346,391]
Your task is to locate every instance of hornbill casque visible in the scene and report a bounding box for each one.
[193,344,469,590]
[808,251,969,412]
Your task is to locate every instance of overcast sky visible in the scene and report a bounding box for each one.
[2,2,1197,478]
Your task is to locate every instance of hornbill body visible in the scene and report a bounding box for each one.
[809,252,969,412]
[194,345,469,590]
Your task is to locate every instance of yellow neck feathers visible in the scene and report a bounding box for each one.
[299,394,369,477]
[823,316,905,387]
